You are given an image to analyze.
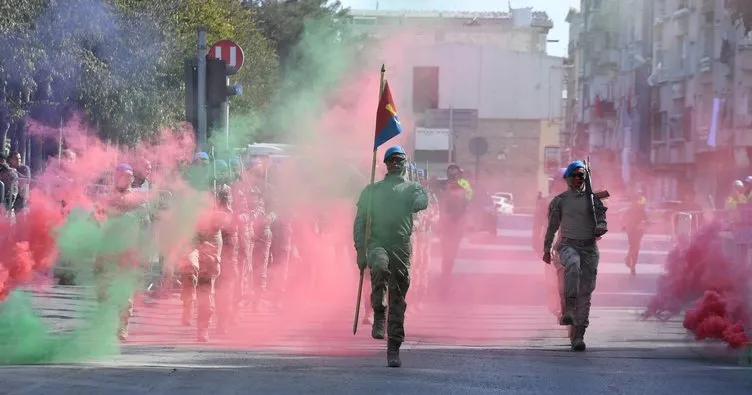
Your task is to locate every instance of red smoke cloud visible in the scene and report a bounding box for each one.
[644,221,751,349]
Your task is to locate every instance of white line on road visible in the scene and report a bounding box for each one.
[431,259,666,275]
[431,242,668,256]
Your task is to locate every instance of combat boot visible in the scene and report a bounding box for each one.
[371,315,386,340]
[117,326,129,342]
[387,340,402,368]
[571,326,586,352]
[182,307,192,326]
[197,327,210,343]
[560,298,576,326]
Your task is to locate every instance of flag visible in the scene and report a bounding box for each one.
[374,81,402,149]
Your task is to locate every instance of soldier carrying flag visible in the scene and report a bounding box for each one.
[353,69,429,368]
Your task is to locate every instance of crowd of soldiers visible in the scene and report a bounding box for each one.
[1,142,493,367]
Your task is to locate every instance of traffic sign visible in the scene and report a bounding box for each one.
[208,40,244,72]
[468,136,488,157]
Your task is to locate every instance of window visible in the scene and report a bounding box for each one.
[702,26,714,59]
[412,67,439,114]
[677,35,687,72]
[655,0,666,18]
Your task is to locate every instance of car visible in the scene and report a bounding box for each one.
[492,195,515,215]
[491,192,515,215]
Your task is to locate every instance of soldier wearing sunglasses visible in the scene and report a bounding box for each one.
[542,160,608,352]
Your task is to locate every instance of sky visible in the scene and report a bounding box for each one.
[338,0,581,57]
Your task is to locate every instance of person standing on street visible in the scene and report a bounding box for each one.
[353,145,429,368]
[623,191,648,275]
[542,160,608,352]
[437,164,472,294]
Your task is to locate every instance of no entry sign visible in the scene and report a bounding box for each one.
[208,40,245,71]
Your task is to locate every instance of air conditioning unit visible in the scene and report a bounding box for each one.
[699,56,712,73]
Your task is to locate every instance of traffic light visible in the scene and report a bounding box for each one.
[183,57,243,141]
[205,57,243,137]
[184,58,199,132]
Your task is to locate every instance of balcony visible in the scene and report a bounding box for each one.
[740,48,752,71]
[651,140,694,165]
[597,49,620,68]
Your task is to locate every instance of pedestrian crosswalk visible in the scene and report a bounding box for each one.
[422,226,671,307]
[10,285,686,352]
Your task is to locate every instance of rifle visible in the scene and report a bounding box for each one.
[583,156,610,237]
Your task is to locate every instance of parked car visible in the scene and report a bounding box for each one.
[492,195,514,215]
[468,191,499,234]
[491,192,515,215]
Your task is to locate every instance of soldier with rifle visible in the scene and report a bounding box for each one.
[542,159,609,351]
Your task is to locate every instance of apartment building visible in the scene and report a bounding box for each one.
[567,0,627,194]
[648,0,752,205]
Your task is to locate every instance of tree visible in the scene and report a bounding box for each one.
[174,0,278,113]
[245,0,350,70]
[0,0,279,150]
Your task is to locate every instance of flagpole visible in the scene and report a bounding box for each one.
[354,64,386,335]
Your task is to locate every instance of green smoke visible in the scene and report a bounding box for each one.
[0,205,147,364]
[213,18,366,158]
[0,15,367,365]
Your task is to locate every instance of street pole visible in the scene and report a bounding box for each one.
[197,26,208,152]
[448,107,454,164]
[222,76,230,151]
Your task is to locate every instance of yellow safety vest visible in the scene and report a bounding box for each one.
[727,193,748,210]
[457,178,473,201]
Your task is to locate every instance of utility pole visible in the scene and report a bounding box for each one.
[197,26,208,152]
[221,75,230,150]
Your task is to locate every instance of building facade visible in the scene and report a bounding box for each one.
[349,8,567,203]
[566,0,752,206]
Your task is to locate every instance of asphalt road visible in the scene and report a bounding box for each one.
[1,216,750,394]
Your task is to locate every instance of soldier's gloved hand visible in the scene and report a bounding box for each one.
[356,250,367,271]
[542,251,552,264]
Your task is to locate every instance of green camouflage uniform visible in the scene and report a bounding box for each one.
[353,173,428,345]
[544,183,607,349]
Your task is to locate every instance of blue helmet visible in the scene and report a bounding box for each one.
[116,163,133,173]
[215,159,229,170]
[194,152,209,161]
[383,145,406,162]
[563,160,586,178]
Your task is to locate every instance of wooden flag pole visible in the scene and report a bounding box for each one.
[354,64,386,335]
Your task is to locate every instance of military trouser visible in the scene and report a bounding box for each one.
[216,252,238,330]
[250,227,272,299]
[556,241,599,328]
[625,229,644,270]
[180,249,218,332]
[269,220,292,293]
[439,223,463,292]
[94,264,134,335]
[236,225,253,305]
[412,231,431,303]
[368,243,411,343]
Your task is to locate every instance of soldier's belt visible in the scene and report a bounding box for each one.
[560,237,596,247]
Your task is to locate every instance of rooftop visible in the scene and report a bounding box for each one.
[349,9,553,28]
